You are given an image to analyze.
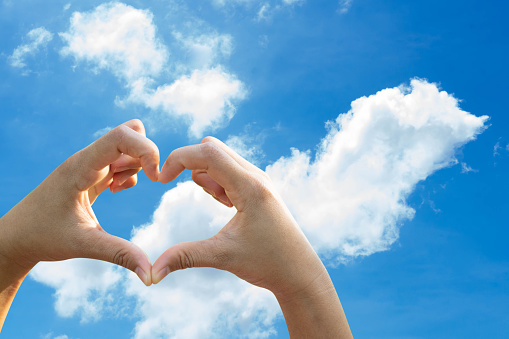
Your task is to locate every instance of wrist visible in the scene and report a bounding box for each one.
[0,252,32,285]
[273,264,336,305]
[0,210,37,278]
[273,266,353,338]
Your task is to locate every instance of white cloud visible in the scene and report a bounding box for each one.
[125,68,246,138]
[226,135,265,166]
[281,0,303,5]
[128,182,280,338]
[257,3,271,21]
[60,2,168,82]
[30,259,123,322]
[30,78,487,337]
[92,126,113,138]
[338,0,352,14]
[461,162,477,173]
[494,141,501,156]
[173,31,233,69]
[266,79,488,261]
[258,34,269,48]
[60,2,245,138]
[42,334,71,339]
[63,3,71,11]
[9,27,53,72]
[212,0,254,7]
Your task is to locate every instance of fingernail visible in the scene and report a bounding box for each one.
[154,266,170,284]
[135,267,149,286]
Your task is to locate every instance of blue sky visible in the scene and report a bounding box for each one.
[1,0,508,338]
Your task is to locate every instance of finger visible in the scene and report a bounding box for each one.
[83,229,153,286]
[159,142,247,196]
[191,170,232,207]
[75,123,159,191]
[151,238,228,284]
[122,118,146,136]
[110,172,138,193]
[201,136,261,173]
[111,154,142,173]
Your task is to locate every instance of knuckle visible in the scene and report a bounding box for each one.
[112,247,132,269]
[209,236,232,270]
[259,169,272,181]
[107,125,129,145]
[129,118,143,131]
[200,136,217,144]
[175,248,195,270]
[250,175,276,202]
[200,141,222,160]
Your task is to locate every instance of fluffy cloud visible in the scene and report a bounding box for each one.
[127,182,280,338]
[125,68,246,138]
[30,259,123,322]
[9,27,53,72]
[60,2,168,81]
[59,2,244,138]
[30,79,487,337]
[266,79,488,261]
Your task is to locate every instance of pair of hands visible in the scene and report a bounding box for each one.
[0,119,352,337]
[0,120,324,297]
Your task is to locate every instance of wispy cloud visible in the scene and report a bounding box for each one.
[337,0,352,14]
[494,141,501,156]
[92,126,112,138]
[42,333,72,339]
[9,27,53,74]
[461,162,478,173]
[226,135,265,166]
[281,0,303,5]
[173,31,233,70]
[257,3,271,21]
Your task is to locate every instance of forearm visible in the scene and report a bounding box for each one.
[0,210,34,332]
[0,254,31,332]
[275,270,353,338]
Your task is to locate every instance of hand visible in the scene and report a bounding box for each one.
[0,119,159,285]
[153,137,352,338]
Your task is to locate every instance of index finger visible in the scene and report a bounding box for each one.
[159,142,248,195]
[73,122,160,191]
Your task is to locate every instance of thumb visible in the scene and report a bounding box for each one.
[83,230,153,286]
[151,238,228,284]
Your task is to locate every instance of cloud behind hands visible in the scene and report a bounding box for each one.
[31,79,488,337]
[59,2,245,138]
[267,79,488,261]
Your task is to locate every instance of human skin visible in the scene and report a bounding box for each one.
[153,137,353,338]
[0,119,159,331]
[0,123,352,337]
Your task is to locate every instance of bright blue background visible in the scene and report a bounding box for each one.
[1,0,508,338]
